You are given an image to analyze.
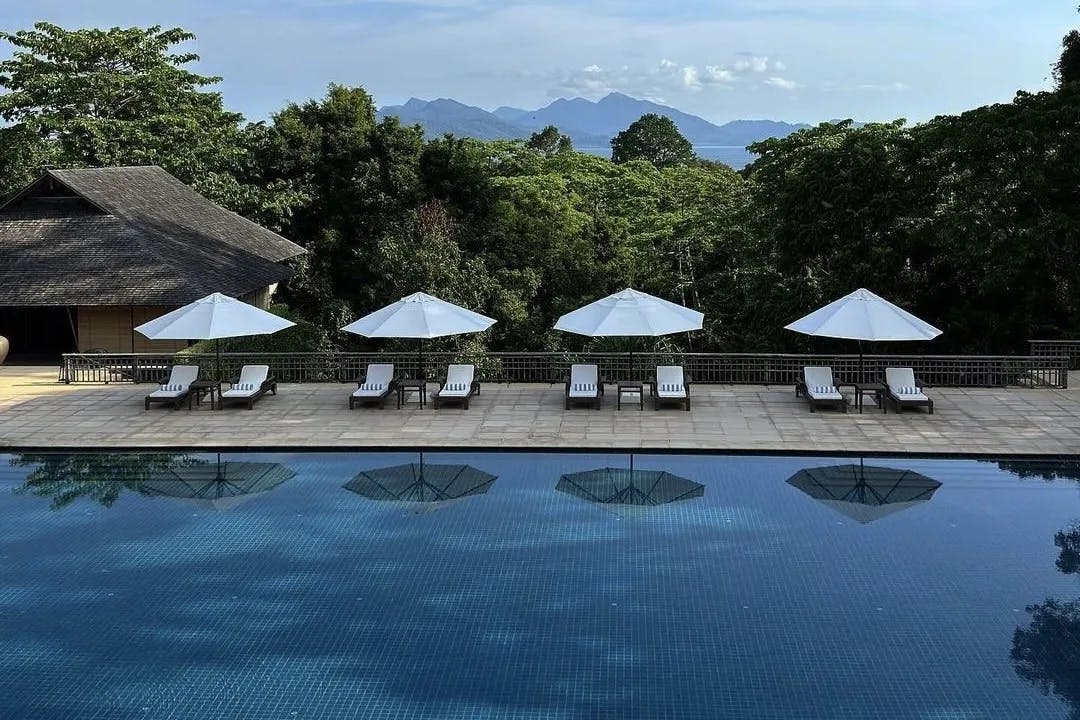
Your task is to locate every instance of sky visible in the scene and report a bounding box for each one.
[3,0,1078,124]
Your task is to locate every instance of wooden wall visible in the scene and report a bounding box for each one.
[75,284,280,353]
[77,306,187,353]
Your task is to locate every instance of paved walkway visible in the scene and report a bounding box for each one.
[1,366,1079,454]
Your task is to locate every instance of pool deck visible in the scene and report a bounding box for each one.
[1,365,1079,455]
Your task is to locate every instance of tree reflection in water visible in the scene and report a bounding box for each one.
[1012,599,1080,720]
[1008,461,1080,719]
[11,452,202,509]
[1057,526,1080,576]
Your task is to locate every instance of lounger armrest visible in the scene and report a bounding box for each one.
[152,375,170,386]
[915,377,929,389]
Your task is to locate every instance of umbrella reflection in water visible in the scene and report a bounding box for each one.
[344,452,497,508]
[557,455,704,517]
[786,460,942,524]
[138,454,296,511]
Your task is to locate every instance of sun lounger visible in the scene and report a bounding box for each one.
[565,364,604,409]
[885,367,934,414]
[649,365,690,410]
[796,366,847,413]
[144,365,199,410]
[218,364,276,410]
[349,363,396,409]
[434,364,480,409]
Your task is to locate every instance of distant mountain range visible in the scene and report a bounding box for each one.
[378,92,812,150]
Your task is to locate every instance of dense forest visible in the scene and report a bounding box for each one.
[1,17,1079,356]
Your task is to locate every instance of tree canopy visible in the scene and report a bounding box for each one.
[610,113,695,168]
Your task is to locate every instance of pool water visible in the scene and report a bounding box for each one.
[1,451,1079,719]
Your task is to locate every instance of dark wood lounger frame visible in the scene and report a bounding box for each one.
[795,380,849,413]
[433,379,481,409]
[349,377,398,409]
[564,375,605,409]
[217,376,277,410]
[885,380,934,414]
[144,379,195,411]
[648,374,692,411]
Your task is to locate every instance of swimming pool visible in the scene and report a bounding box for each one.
[2,450,1078,719]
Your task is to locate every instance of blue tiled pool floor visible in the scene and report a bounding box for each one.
[1,451,1079,719]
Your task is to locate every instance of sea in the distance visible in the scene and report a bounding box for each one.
[579,145,757,170]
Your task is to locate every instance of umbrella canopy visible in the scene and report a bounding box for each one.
[344,460,497,504]
[557,467,705,507]
[342,292,495,339]
[135,292,295,341]
[138,457,296,511]
[783,288,941,342]
[786,462,942,524]
[554,288,703,337]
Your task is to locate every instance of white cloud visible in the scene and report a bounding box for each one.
[765,76,799,90]
[702,65,735,84]
[583,64,602,73]
[773,60,787,71]
[855,81,909,92]
[682,66,701,89]
[735,55,771,73]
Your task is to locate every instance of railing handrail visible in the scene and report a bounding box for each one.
[58,350,1069,389]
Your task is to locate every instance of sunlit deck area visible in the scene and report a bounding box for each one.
[2,366,1078,454]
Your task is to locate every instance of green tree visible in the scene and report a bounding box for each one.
[610,114,695,168]
[1056,29,1080,87]
[263,85,425,328]
[526,125,573,155]
[0,23,250,198]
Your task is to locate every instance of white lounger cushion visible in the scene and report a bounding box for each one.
[886,368,929,401]
[804,367,843,400]
[149,365,198,398]
[353,364,394,397]
[439,364,475,397]
[656,366,687,398]
[568,364,600,397]
[222,365,269,398]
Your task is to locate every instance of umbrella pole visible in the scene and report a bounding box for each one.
[858,340,864,385]
[216,338,221,383]
[418,339,424,381]
[629,337,634,382]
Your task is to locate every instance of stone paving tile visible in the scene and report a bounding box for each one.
[2,366,1080,454]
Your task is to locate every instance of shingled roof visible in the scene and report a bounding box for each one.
[0,166,305,306]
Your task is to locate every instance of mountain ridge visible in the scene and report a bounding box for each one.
[377,92,814,155]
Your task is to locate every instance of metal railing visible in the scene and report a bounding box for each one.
[1030,340,1080,370]
[59,351,1069,388]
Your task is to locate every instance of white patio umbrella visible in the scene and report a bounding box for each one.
[554,288,704,378]
[135,292,295,380]
[341,292,496,378]
[784,288,941,383]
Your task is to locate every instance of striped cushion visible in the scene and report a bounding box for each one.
[160,383,186,392]
[895,385,919,395]
[359,383,384,391]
